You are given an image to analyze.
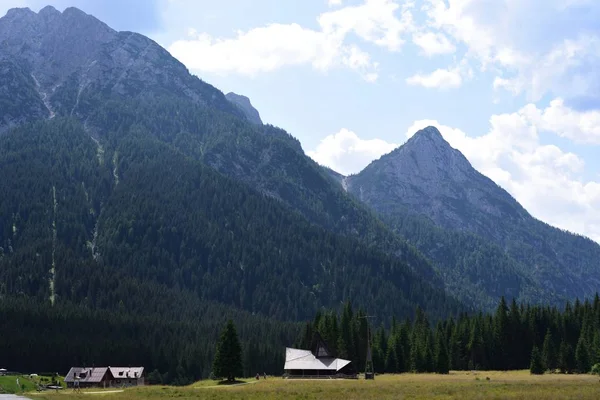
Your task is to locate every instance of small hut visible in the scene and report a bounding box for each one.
[283,333,356,378]
[109,367,145,386]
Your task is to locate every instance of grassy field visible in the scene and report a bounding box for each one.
[0,374,66,394]
[23,371,600,400]
[0,375,38,393]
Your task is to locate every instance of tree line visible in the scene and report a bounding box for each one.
[299,296,600,375]
[0,296,296,385]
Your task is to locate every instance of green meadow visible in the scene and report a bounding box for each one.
[26,371,600,400]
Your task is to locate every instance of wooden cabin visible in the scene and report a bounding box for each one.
[64,366,145,388]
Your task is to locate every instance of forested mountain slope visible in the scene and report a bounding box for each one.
[346,126,600,308]
[0,117,461,321]
[0,5,442,288]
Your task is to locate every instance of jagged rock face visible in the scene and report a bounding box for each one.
[226,92,263,125]
[0,6,116,88]
[0,6,242,130]
[347,125,600,301]
[347,126,529,240]
[0,59,49,132]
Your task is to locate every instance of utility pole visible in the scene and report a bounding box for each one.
[360,315,376,379]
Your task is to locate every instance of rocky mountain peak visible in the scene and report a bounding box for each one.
[0,5,244,130]
[412,125,444,140]
[404,126,457,157]
[379,126,473,184]
[38,5,60,18]
[348,125,529,237]
[3,7,35,19]
[225,92,263,125]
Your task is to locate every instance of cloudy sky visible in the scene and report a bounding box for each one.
[2,0,600,241]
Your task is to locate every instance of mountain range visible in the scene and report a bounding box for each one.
[1,5,599,381]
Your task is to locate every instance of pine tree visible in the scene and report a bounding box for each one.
[558,341,575,374]
[575,336,591,374]
[508,299,523,369]
[385,334,399,373]
[592,331,600,366]
[542,329,556,372]
[212,320,243,382]
[493,296,509,370]
[297,322,313,349]
[530,345,544,375]
[434,325,450,374]
[372,326,387,373]
[339,301,355,361]
[467,316,485,370]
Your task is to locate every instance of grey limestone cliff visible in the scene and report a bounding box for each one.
[225,92,263,125]
[348,126,529,237]
[0,6,243,130]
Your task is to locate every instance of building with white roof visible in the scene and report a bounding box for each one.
[64,366,145,388]
[283,333,356,378]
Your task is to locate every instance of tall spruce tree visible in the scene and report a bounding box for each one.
[542,329,557,372]
[508,299,523,369]
[467,316,485,370]
[434,324,450,374]
[575,336,591,374]
[212,320,243,382]
[530,345,544,375]
[372,326,387,373]
[558,341,575,374]
[493,296,509,370]
[592,331,600,366]
[385,334,399,373]
[338,302,355,360]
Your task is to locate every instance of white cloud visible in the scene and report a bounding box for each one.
[412,31,455,56]
[342,45,380,82]
[318,0,415,52]
[493,35,600,102]
[169,24,341,76]
[423,0,600,102]
[168,0,413,80]
[328,0,343,6]
[307,128,398,175]
[406,66,463,89]
[524,98,600,143]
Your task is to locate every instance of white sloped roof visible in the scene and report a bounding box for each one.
[109,367,144,379]
[284,347,351,371]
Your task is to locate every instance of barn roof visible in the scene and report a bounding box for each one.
[283,347,351,371]
[64,367,110,383]
[109,367,144,379]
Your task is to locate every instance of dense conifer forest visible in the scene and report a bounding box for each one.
[0,297,297,385]
[300,296,600,375]
[3,294,599,385]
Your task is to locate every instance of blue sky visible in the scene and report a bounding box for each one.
[2,0,600,242]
